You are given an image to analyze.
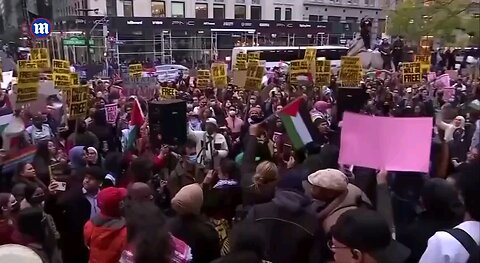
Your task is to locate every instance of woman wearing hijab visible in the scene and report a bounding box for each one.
[397,178,464,263]
[84,146,101,167]
[68,146,86,176]
[436,113,465,142]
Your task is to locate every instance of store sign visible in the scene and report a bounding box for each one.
[63,37,94,46]
[127,20,143,25]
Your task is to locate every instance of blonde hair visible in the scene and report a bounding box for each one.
[253,161,278,186]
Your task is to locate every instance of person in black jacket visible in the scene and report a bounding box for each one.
[168,183,221,263]
[245,170,324,263]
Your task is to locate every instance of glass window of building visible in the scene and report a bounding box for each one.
[152,1,165,17]
[250,6,261,20]
[195,3,208,18]
[274,7,281,20]
[106,0,117,16]
[171,1,185,18]
[123,0,133,17]
[234,5,246,19]
[285,8,292,21]
[213,4,225,19]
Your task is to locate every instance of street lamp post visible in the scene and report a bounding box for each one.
[77,8,101,65]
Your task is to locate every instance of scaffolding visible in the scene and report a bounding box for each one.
[314,33,329,46]
[153,30,172,64]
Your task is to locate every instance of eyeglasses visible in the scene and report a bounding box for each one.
[327,240,350,251]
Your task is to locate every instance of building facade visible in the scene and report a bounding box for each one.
[50,0,389,64]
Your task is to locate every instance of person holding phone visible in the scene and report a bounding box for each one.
[188,118,229,169]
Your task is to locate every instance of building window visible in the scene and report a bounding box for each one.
[309,15,322,22]
[234,5,246,19]
[213,4,225,19]
[195,3,208,18]
[252,0,261,4]
[106,0,117,16]
[274,7,281,20]
[152,0,165,17]
[251,6,261,20]
[285,8,292,20]
[123,0,133,17]
[171,1,185,18]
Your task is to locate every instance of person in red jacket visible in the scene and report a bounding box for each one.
[84,187,128,263]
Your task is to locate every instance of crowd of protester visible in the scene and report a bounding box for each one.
[0,59,479,263]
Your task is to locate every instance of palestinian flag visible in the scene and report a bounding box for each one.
[279,97,320,150]
[126,97,145,151]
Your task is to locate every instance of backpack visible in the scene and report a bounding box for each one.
[443,228,480,263]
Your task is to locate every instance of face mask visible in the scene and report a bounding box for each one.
[249,100,256,104]
[186,154,197,164]
[229,111,236,116]
[30,195,46,205]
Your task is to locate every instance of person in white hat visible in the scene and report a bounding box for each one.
[188,117,228,169]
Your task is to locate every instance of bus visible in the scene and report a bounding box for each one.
[231,45,349,70]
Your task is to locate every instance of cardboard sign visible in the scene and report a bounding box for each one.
[52,60,70,74]
[17,61,38,71]
[70,73,80,86]
[211,63,228,88]
[69,85,89,118]
[316,60,331,73]
[53,73,71,89]
[31,48,51,70]
[339,56,362,87]
[159,86,178,99]
[235,53,247,70]
[247,52,260,63]
[304,48,317,61]
[414,55,431,75]
[197,70,210,89]
[105,103,118,124]
[402,62,421,85]
[315,72,331,86]
[245,64,264,91]
[16,63,40,103]
[128,64,143,78]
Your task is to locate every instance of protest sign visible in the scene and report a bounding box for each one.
[196,70,210,89]
[304,48,317,61]
[339,56,362,87]
[211,63,228,88]
[245,64,264,91]
[315,60,331,87]
[160,86,178,99]
[427,72,436,82]
[247,52,260,63]
[69,85,89,118]
[402,62,421,85]
[52,60,70,74]
[129,64,143,78]
[53,73,71,90]
[17,60,39,71]
[31,48,51,70]
[105,103,118,124]
[235,53,247,70]
[16,62,39,103]
[442,86,455,101]
[70,73,80,86]
[339,112,432,173]
[414,55,431,75]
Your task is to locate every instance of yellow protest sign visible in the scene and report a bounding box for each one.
[316,60,331,73]
[17,60,39,72]
[160,86,178,99]
[315,60,331,86]
[414,55,431,76]
[402,62,422,85]
[247,52,260,63]
[245,64,264,91]
[304,48,317,61]
[211,63,228,88]
[235,53,247,70]
[70,73,80,86]
[70,85,89,118]
[52,59,70,74]
[31,48,51,69]
[53,73,71,89]
[197,70,210,89]
[16,63,40,103]
[339,56,362,87]
[129,64,143,78]
[289,60,311,84]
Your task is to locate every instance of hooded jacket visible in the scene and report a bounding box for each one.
[68,146,86,172]
[246,189,321,263]
[84,215,127,263]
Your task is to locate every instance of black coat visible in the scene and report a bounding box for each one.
[246,190,325,263]
[168,215,221,263]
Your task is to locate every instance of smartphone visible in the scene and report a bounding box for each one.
[50,181,67,192]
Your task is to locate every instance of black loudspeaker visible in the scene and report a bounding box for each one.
[148,99,187,147]
[336,87,369,122]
